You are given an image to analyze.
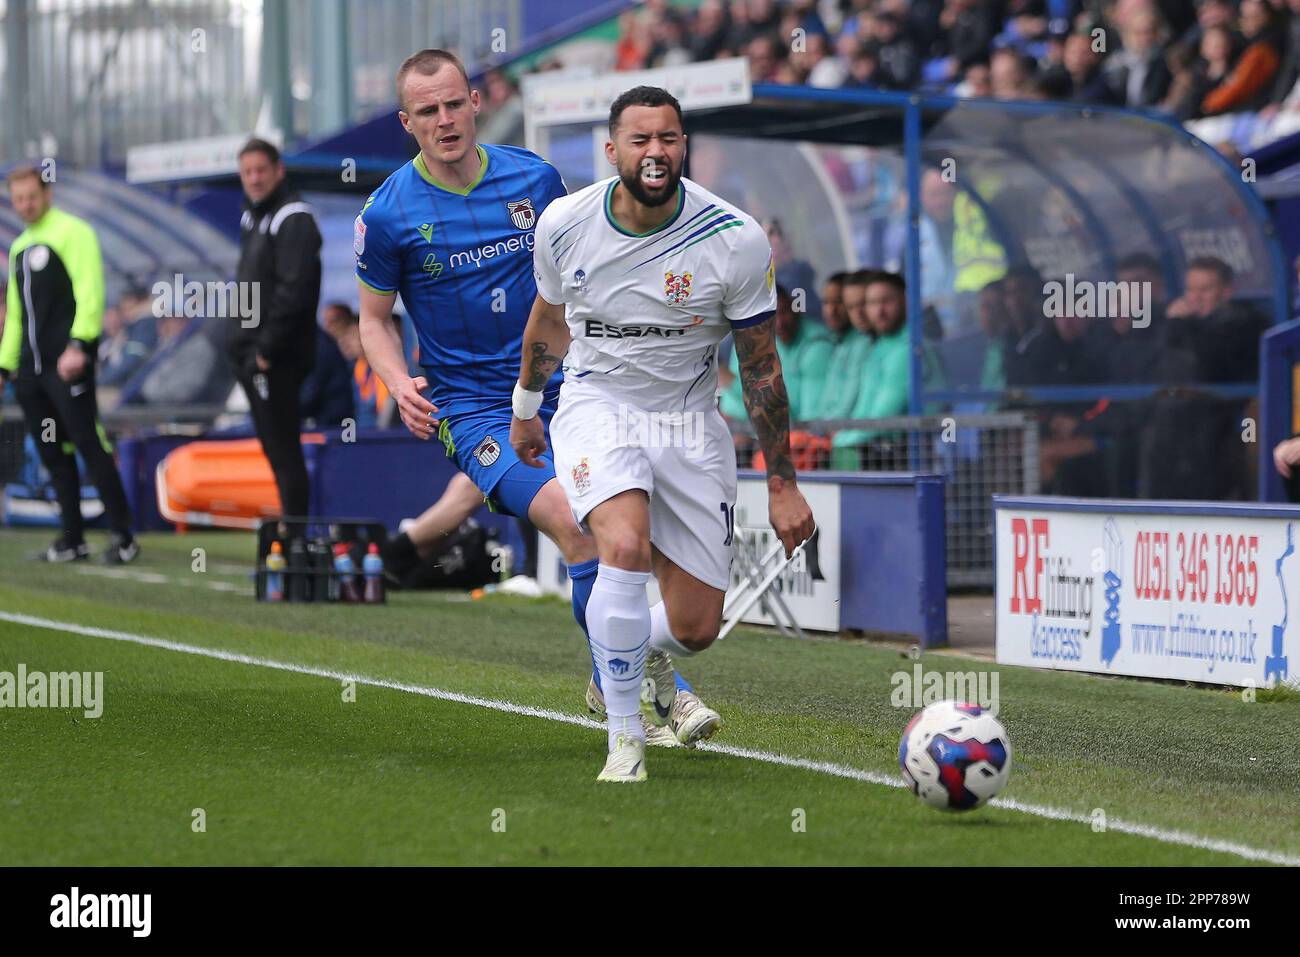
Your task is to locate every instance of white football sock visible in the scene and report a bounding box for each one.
[650,600,696,657]
[586,564,650,750]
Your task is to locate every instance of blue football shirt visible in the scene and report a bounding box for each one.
[355,143,567,418]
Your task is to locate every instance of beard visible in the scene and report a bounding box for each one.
[618,160,681,207]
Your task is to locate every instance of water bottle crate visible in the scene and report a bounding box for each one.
[255,516,389,604]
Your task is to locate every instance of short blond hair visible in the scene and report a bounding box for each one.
[6,166,47,191]
[396,49,470,109]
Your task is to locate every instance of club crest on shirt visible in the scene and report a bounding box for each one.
[474,435,501,467]
[664,271,692,306]
[571,457,591,496]
[507,197,536,230]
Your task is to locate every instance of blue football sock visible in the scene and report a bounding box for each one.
[568,558,600,689]
[674,671,693,693]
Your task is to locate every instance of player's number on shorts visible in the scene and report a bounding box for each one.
[720,502,736,547]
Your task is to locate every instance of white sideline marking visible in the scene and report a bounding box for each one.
[2,609,1296,867]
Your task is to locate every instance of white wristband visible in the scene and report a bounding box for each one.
[512,383,544,420]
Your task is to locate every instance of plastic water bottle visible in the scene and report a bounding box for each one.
[363,543,384,604]
[334,543,360,603]
[265,541,286,602]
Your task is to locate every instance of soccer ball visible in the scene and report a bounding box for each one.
[898,700,1012,811]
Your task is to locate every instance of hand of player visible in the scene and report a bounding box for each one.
[57,346,88,383]
[396,375,438,440]
[510,413,548,468]
[1274,436,1300,479]
[768,481,815,559]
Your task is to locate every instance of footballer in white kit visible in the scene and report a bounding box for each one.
[511,86,814,783]
[532,172,774,590]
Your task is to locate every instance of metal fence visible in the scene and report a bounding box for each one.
[733,412,1040,587]
[0,0,522,169]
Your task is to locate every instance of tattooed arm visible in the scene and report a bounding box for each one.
[734,317,815,556]
[517,294,570,392]
[510,294,570,467]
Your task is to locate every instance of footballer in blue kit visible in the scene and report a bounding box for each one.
[355,140,565,516]
[354,48,722,754]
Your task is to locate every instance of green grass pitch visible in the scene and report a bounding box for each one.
[1,528,1296,866]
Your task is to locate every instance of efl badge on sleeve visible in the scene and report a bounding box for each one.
[508,198,536,230]
[664,271,693,306]
[765,252,775,292]
[353,216,366,256]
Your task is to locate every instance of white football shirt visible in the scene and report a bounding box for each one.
[532,175,776,411]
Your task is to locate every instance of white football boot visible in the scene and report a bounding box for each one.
[586,678,680,748]
[670,691,722,748]
[643,648,679,723]
[597,732,647,783]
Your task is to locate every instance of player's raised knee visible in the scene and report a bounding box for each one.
[597,533,652,573]
[672,618,720,653]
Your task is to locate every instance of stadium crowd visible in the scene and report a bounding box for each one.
[607,0,1300,124]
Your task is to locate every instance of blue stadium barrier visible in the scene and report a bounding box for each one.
[1260,319,1300,501]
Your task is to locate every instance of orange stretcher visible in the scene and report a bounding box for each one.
[155,436,321,530]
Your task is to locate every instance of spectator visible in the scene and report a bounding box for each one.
[936,0,1003,83]
[97,291,157,391]
[954,58,994,97]
[844,46,883,88]
[1099,252,1168,384]
[1104,9,1173,107]
[765,219,820,321]
[724,0,758,53]
[689,0,731,62]
[332,306,394,429]
[299,302,355,428]
[990,47,1035,99]
[872,12,921,89]
[136,313,220,405]
[614,12,652,71]
[796,32,849,87]
[746,33,786,82]
[1061,29,1116,103]
[1164,256,1269,383]
[720,284,831,424]
[993,0,1053,61]
[1267,0,1300,105]
[648,15,693,68]
[813,269,875,423]
[745,0,782,39]
[1142,256,1263,501]
[831,271,917,468]
[230,137,322,518]
[1200,0,1283,116]
[1005,284,1099,388]
[1272,434,1300,501]
[475,69,525,147]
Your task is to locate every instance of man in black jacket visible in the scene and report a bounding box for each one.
[231,138,321,517]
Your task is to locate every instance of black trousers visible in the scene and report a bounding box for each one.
[13,364,134,538]
[235,360,310,517]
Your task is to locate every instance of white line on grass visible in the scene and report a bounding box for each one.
[2,609,1296,867]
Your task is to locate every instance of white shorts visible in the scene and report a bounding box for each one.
[550,384,737,591]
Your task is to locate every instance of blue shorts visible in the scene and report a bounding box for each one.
[438,403,558,518]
